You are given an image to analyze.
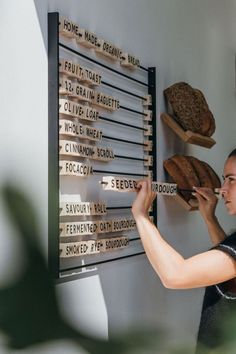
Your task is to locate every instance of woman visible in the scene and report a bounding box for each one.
[132,149,236,352]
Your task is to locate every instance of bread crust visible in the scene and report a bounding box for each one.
[170,155,200,189]
[163,155,221,202]
[187,156,213,188]
[200,161,221,188]
[163,158,192,200]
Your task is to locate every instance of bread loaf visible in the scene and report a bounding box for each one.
[200,161,221,188]
[187,156,213,189]
[163,157,195,201]
[163,155,221,202]
[164,82,215,137]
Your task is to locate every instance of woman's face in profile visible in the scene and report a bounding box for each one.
[221,156,236,215]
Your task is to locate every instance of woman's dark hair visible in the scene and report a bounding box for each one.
[228,149,236,158]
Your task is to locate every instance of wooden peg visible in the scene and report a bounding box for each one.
[95,39,122,61]
[144,125,153,136]
[144,140,153,151]
[77,28,100,48]
[120,53,140,69]
[59,201,107,216]
[59,17,80,39]
[100,176,138,192]
[144,156,153,167]
[143,110,153,121]
[147,170,153,179]
[59,160,93,177]
[143,95,152,107]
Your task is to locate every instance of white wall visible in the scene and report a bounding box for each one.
[1,0,236,353]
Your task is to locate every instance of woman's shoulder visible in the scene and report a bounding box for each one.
[211,231,236,256]
[220,231,236,246]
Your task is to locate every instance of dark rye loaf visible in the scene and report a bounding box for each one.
[164,82,215,137]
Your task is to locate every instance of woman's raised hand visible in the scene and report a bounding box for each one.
[193,187,218,222]
[132,179,157,218]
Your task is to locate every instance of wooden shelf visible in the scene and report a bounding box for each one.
[161,112,216,149]
[173,194,199,211]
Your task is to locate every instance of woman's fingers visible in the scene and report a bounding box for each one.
[193,187,215,201]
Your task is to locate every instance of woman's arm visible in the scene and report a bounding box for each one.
[132,180,235,289]
[193,187,226,245]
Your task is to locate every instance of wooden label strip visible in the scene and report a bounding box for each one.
[111,218,136,232]
[59,98,99,121]
[59,59,84,79]
[60,221,98,236]
[59,59,102,86]
[59,140,114,161]
[77,28,100,48]
[60,236,129,257]
[82,67,102,86]
[95,146,115,161]
[60,217,136,237]
[101,178,178,195]
[59,160,93,177]
[120,53,140,69]
[92,92,120,111]
[59,17,80,38]
[59,119,102,141]
[60,140,95,158]
[60,201,107,216]
[101,176,138,192]
[59,78,95,103]
[95,40,122,61]
[151,182,177,196]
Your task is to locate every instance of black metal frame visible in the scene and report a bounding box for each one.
[48,12,157,279]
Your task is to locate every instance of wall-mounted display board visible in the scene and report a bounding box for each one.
[48,12,156,279]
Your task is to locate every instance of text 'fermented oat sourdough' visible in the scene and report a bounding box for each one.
[164,82,215,137]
